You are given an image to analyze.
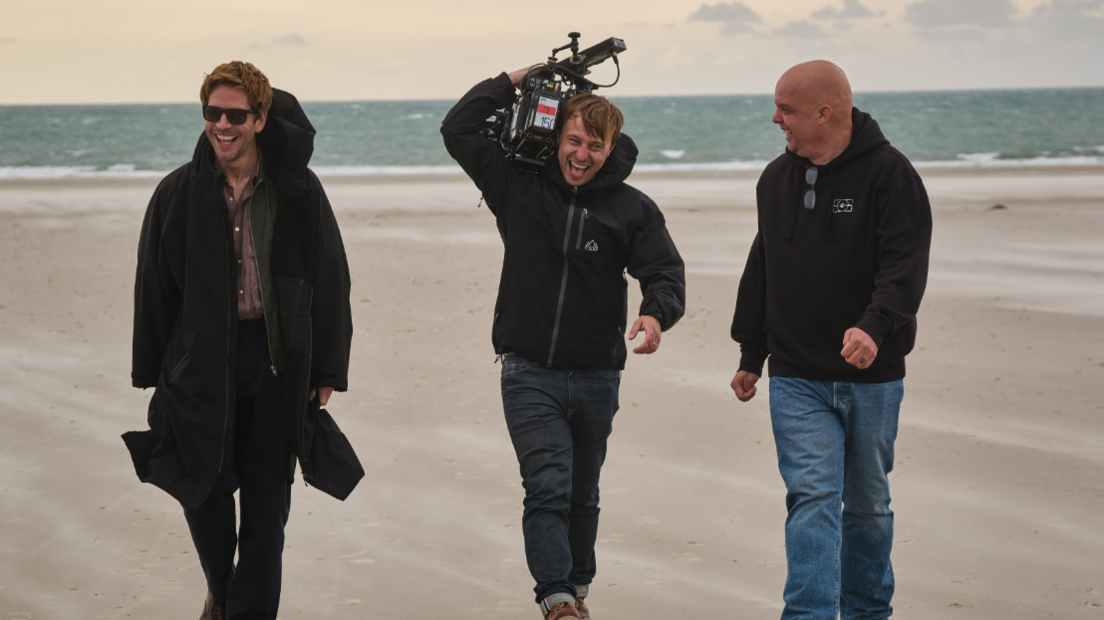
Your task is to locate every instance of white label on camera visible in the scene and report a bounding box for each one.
[535,97,558,130]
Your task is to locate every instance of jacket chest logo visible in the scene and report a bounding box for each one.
[584,240,598,252]
[832,199,854,213]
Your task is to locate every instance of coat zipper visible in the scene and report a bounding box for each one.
[546,187,577,367]
[247,184,278,376]
[575,208,588,250]
[218,190,233,474]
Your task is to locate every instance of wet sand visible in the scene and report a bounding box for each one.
[1,167,1102,619]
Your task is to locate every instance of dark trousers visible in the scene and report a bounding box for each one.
[183,319,292,620]
[500,355,621,604]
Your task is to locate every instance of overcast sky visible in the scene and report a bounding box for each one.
[2,0,1103,104]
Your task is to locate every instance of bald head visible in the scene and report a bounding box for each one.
[779,60,853,117]
[772,60,855,165]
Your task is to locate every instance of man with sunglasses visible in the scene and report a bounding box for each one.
[124,61,355,620]
[729,60,932,620]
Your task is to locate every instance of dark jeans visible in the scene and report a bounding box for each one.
[183,319,292,620]
[768,377,903,620]
[500,355,621,605]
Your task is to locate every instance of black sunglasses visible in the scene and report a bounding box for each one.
[202,105,258,125]
[803,166,818,210]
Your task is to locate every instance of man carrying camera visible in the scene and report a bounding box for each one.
[730,60,932,620]
[124,61,355,619]
[442,66,685,620]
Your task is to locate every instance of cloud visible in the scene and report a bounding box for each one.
[904,0,1017,29]
[775,20,825,37]
[688,2,763,34]
[811,0,874,20]
[1028,0,1104,39]
[248,34,308,50]
[0,37,15,44]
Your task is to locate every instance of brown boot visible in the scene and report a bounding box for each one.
[546,602,582,620]
[574,597,591,620]
[199,591,226,620]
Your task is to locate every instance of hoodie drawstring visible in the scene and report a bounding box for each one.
[786,167,803,242]
[826,162,836,242]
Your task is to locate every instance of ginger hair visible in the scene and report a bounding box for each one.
[562,93,624,145]
[199,61,273,113]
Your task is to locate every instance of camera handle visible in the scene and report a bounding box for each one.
[550,32,582,67]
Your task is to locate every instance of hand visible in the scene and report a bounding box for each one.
[309,387,335,406]
[507,64,544,89]
[731,370,760,402]
[628,315,662,354]
[841,327,878,369]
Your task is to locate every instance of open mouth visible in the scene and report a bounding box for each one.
[567,160,590,178]
[214,133,238,148]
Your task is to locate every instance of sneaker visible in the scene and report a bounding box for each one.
[546,602,582,620]
[575,597,591,620]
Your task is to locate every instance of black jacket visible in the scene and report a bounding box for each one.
[442,74,685,369]
[731,108,932,383]
[123,90,355,508]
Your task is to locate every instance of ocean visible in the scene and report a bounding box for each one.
[2,87,1102,179]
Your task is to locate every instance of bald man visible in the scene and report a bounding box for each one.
[729,61,932,620]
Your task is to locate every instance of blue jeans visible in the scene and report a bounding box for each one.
[500,355,620,606]
[768,377,903,620]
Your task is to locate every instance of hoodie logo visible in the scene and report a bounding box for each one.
[833,199,854,214]
[584,240,599,252]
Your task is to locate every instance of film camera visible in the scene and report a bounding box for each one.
[484,33,626,171]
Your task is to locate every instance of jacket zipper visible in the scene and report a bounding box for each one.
[247,184,278,376]
[546,187,577,367]
[218,191,233,474]
[575,208,588,250]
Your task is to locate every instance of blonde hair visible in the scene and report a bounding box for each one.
[562,93,624,144]
[199,61,273,113]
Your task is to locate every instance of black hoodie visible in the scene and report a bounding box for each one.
[123,89,356,507]
[731,108,932,383]
[442,74,686,369]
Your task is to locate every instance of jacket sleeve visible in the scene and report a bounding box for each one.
[731,231,769,376]
[132,179,180,388]
[627,199,686,331]
[440,73,519,214]
[852,171,933,347]
[311,185,353,392]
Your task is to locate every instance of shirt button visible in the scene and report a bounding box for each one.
[239,290,244,295]
[238,259,242,263]
[235,227,240,232]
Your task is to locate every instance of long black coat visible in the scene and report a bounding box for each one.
[123,90,354,509]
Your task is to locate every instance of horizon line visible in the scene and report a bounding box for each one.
[2,84,1103,107]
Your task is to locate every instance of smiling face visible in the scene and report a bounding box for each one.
[204,84,266,167]
[770,61,855,164]
[772,75,827,160]
[557,114,614,187]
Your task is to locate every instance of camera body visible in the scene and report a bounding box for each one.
[485,34,626,171]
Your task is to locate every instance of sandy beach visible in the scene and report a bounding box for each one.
[1,166,1102,619]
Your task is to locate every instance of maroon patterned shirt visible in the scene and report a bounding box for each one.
[222,167,264,320]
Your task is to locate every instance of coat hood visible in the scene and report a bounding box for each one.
[190,88,316,190]
[543,132,639,194]
[783,107,888,170]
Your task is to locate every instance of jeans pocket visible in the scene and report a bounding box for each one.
[501,356,534,377]
[597,368,621,380]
